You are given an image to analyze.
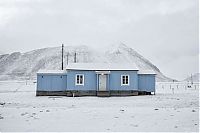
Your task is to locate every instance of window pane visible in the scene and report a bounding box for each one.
[122,75,129,85]
[126,78,128,84]
[122,76,125,84]
[80,76,83,84]
[77,75,79,84]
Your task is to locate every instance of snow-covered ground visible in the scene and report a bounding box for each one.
[0,81,199,132]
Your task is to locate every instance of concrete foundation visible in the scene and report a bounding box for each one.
[36,90,153,97]
[36,91,66,96]
[110,90,138,96]
[138,91,152,95]
[97,91,110,97]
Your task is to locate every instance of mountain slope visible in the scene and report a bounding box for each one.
[0,44,173,81]
[183,73,200,82]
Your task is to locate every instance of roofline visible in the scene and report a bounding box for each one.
[66,69,139,71]
[138,73,156,75]
[37,73,67,75]
[37,70,67,75]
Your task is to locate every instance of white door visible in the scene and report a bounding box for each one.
[99,75,107,91]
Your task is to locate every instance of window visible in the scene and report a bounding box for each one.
[121,75,129,85]
[75,74,84,85]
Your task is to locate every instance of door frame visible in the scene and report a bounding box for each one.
[96,71,110,92]
[98,74,107,91]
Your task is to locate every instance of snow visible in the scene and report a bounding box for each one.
[95,71,110,74]
[66,63,138,71]
[138,69,156,74]
[37,70,67,74]
[0,81,199,132]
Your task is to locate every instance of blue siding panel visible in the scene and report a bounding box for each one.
[37,75,67,91]
[66,70,138,91]
[109,71,138,90]
[138,74,155,92]
[41,75,51,91]
[67,70,97,90]
[51,75,67,91]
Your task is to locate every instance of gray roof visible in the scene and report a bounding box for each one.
[66,63,139,71]
[37,64,156,75]
[37,70,67,75]
[138,70,156,75]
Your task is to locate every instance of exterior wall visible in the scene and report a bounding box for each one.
[36,70,156,96]
[138,74,155,92]
[66,70,138,91]
[66,70,97,91]
[37,75,67,91]
[109,71,138,90]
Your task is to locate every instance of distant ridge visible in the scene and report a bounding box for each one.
[183,73,200,82]
[0,43,174,81]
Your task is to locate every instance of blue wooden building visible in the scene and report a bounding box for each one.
[36,63,156,96]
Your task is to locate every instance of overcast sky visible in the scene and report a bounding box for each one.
[0,0,198,80]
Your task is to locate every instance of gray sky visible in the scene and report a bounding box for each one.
[0,0,199,80]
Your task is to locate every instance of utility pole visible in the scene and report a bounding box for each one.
[62,44,64,70]
[74,52,77,63]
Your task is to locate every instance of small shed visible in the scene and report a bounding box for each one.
[138,70,156,94]
[36,70,67,96]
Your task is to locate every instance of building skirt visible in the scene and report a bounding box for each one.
[36,90,153,97]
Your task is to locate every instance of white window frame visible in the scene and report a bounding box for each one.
[121,75,129,86]
[75,74,84,86]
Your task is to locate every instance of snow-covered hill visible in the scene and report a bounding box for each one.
[183,73,200,82]
[0,43,173,81]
